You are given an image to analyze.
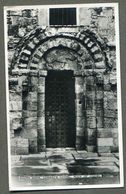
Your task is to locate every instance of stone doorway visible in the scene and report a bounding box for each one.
[45,70,76,148]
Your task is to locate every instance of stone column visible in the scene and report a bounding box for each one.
[85,73,97,152]
[22,70,38,153]
[37,70,47,152]
[74,71,85,150]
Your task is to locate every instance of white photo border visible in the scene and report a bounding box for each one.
[4,3,124,191]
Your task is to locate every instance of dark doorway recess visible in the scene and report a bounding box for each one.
[45,70,76,148]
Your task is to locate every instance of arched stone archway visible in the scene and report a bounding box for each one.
[10,27,107,153]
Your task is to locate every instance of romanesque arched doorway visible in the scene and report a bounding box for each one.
[9,27,107,153]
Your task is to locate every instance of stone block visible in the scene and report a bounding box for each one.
[86,76,95,86]
[86,128,97,144]
[11,137,28,155]
[10,111,22,119]
[23,110,37,118]
[91,46,98,53]
[76,127,85,136]
[104,99,117,110]
[95,61,105,69]
[76,117,85,127]
[38,85,45,93]
[104,118,118,128]
[38,94,45,103]
[104,91,117,99]
[30,77,38,85]
[75,77,84,85]
[37,110,45,117]
[75,105,83,117]
[10,118,22,130]
[75,92,83,99]
[96,110,103,117]
[97,117,104,128]
[86,110,96,117]
[9,101,22,111]
[38,77,46,85]
[86,145,96,152]
[86,91,95,99]
[97,146,111,153]
[23,49,31,56]
[94,53,103,60]
[96,99,103,109]
[75,84,83,94]
[104,109,117,118]
[29,138,38,153]
[28,42,36,50]
[76,136,85,150]
[25,92,37,101]
[24,117,37,131]
[86,99,95,110]
[104,84,111,91]
[26,101,37,111]
[97,128,112,138]
[96,91,103,99]
[97,138,113,147]
[87,116,96,128]
[37,116,45,130]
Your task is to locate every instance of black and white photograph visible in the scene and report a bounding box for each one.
[4,3,124,191]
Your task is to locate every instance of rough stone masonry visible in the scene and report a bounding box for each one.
[7,7,118,155]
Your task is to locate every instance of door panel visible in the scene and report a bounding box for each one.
[45,70,76,148]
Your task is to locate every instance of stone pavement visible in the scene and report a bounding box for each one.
[11,149,120,187]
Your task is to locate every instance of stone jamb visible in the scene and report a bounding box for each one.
[37,70,47,152]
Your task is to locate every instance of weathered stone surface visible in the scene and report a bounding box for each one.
[9,101,22,111]
[10,111,22,119]
[27,42,36,50]
[87,116,96,128]
[86,110,96,117]
[86,99,95,110]
[97,146,111,153]
[97,138,113,147]
[23,110,37,118]
[38,94,45,103]
[76,136,85,150]
[38,85,45,93]
[96,91,103,99]
[86,128,97,145]
[37,116,45,129]
[104,118,118,128]
[25,92,37,101]
[26,101,37,111]
[96,110,104,117]
[86,91,95,99]
[104,91,117,99]
[11,137,28,155]
[76,116,85,127]
[97,117,104,128]
[96,99,103,110]
[24,117,37,129]
[18,63,28,68]
[75,84,83,94]
[8,12,118,155]
[86,145,96,152]
[76,127,85,136]
[10,118,22,130]
[97,128,112,138]
[104,109,117,118]
[29,138,38,153]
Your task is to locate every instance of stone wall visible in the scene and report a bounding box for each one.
[6,7,118,155]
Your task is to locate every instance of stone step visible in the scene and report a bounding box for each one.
[12,163,69,176]
[67,164,119,175]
